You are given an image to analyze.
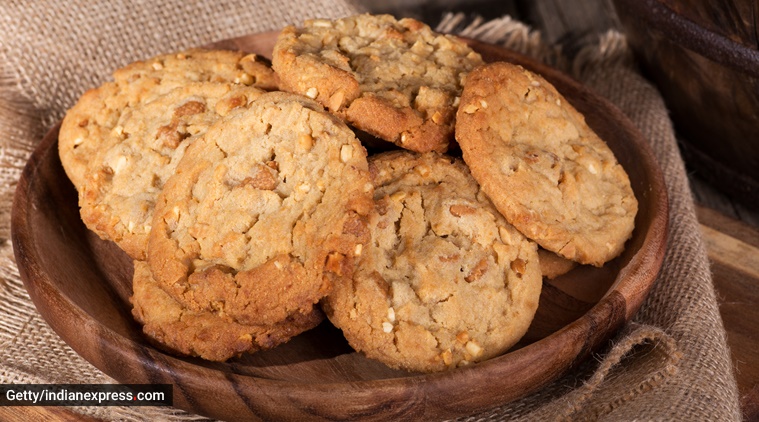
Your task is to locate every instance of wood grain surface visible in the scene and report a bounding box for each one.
[697,205,759,422]
[8,31,668,421]
[613,0,759,211]
[658,0,759,48]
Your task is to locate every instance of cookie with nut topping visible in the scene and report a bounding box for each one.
[59,48,277,190]
[131,260,323,362]
[322,151,542,372]
[148,92,374,328]
[272,14,483,154]
[79,82,266,260]
[538,248,578,279]
[455,62,638,267]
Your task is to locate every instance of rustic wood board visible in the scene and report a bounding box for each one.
[697,205,759,422]
[0,407,101,422]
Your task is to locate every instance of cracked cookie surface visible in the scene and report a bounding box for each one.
[59,48,277,190]
[79,83,266,260]
[455,62,638,267]
[148,92,374,327]
[131,260,323,362]
[322,151,542,372]
[272,14,483,153]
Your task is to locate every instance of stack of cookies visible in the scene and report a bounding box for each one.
[59,14,637,373]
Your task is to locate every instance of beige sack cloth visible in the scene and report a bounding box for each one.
[0,2,742,421]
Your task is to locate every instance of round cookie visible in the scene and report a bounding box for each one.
[272,14,483,153]
[79,82,266,260]
[322,151,542,373]
[455,62,638,267]
[148,92,374,327]
[131,260,323,362]
[59,49,277,189]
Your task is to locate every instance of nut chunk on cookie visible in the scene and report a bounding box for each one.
[456,62,638,267]
[322,151,542,373]
[272,14,483,153]
[148,92,374,329]
[131,261,323,362]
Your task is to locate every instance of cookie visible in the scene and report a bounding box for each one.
[148,92,374,327]
[131,260,323,362]
[272,14,483,153]
[322,151,542,372]
[455,62,638,267]
[78,83,266,260]
[59,49,277,189]
[538,248,577,279]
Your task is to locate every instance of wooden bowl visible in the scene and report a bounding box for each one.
[613,0,759,207]
[10,31,668,421]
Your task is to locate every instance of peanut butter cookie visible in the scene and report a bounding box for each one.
[59,49,277,189]
[322,151,542,372]
[455,62,638,266]
[272,14,483,153]
[131,260,322,362]
[148,92,374,327]
[538,248,577,279]
[79,83,266,260]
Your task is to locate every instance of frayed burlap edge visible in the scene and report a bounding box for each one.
[558,324,682,421]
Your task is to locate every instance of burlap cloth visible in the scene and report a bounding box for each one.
[0,1,743,420]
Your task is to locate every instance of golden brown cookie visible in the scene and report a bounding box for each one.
[79,83,266,260]
[272,14,483,153]
[455,62,638,267]
[148,92,374,327]
[131,260,322,362]
[322,151,542,372]
[59,49,277,189]
[538,248,577,279]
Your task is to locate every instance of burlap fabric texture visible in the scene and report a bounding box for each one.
[0,1,743,421]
